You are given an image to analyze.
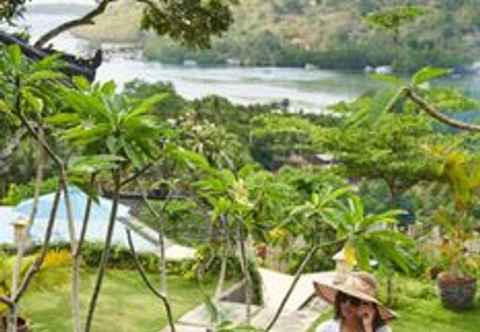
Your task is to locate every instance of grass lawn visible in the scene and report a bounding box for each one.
[21,268,223,332]
[308,275,480,332]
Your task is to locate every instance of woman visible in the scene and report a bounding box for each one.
[313,272,395,332]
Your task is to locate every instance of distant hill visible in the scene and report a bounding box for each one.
[73,0,480,71]
[144,0,480,71]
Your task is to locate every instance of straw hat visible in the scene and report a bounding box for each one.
[313,272,397,321]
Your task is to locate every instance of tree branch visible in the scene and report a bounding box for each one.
[265,238,344,332]
[120,164,153,188]
[14,185,63,302]
[0,296,13,309]
[405,88,480,132]
[34,0,117,48]
[74,174,97,258]
[15,111,63,168]
[126,229,176,332]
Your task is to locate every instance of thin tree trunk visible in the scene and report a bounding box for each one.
[265,239,343,331]
[70,174,96,332]
[136,179,169,295]
[215,249,228,301]
[59,172,82,332]
[385,179,397,306]
[214,215,229,301]
[265,246,318,332]
[8,139,46,332]
[14,184,62,302]
[7,78,61,332]
[158,231,167,295]
[126,229,176,332]
[84,170,121,332]
[237,225,252,324]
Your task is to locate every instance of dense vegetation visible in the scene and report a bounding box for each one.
[143,0,480,71]
[1,2,480,332]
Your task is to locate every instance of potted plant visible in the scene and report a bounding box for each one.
[430,147,480,310]
[435,210,479,310]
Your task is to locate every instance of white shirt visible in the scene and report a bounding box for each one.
[316,320,392,332]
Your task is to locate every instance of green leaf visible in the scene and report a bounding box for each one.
[21,90,44,112]
[69,155,124,174]
[411,67,451,86]
[72,76,91,91]
[124,93,169,122]
[9,45,23,67]
[45,113,80,125]
[354,238,370,270]
[122,140,143,169]
[100,80,117,96]
[32,53,65,71]
[369,73,405,86]
[0,99,12,113]
[25,70,66,84]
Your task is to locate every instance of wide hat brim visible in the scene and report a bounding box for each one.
[313,280,397,321]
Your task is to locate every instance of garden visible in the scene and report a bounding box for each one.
[0,2,480,332]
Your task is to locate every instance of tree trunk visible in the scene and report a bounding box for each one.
[214,215,229,301]
[215,248,228,301]
[237,225,252,324]
[265,246,318,331]
[13,183,62,302]
[8,146,45,332]
[126,229,176,332]
[385,179,397,306]
[71,174,96,332]
[61,174,82,332]
[159,231,167,295]
[84,170,121,332]
[136,179,169,295]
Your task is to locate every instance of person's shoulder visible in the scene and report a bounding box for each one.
[315,319,339,332]
[376,325,392,332]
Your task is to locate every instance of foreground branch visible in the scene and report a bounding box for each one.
[405,88,480,132]
[0,296,13,308]
[126,229,176,332]
[14,185,63,302]
[265,238,344,332]
[34,0,116,48]
[84,171,120,332]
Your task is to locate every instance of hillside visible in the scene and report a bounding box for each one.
[74,0,480,71]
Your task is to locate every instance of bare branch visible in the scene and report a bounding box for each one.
[120,164,154,188]
[14,185,63,302]
[126,229,176,332]
[405,88,480,132]
[34,0,117,48]
[266,238,344,331]
[74,174,97,258]
[15,111,63,168]
[0,296,13,308]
